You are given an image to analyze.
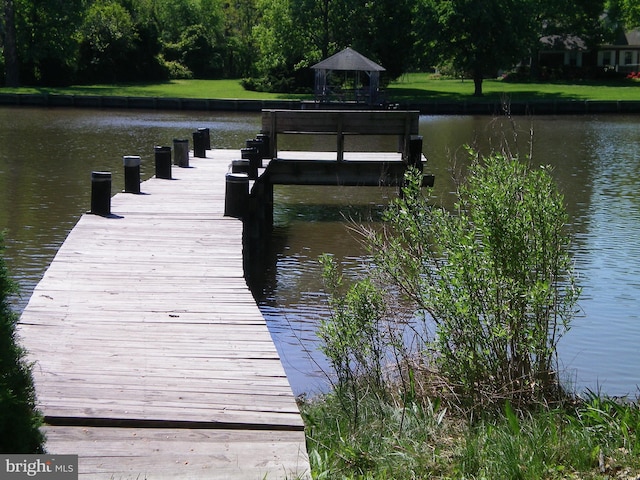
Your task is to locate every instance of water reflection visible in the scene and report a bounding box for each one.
[558,118,640,396]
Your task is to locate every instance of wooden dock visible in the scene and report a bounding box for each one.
[16,149,310,479]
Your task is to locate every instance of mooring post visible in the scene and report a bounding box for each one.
[198,127,211,150]
[245,139,264,167]
[256,133,270,159]
[231,159,251,175]
[224,173,249,218]
[90,171,112,216]
[241,146,259,179]
[173,138,189,167]
[336,114,344,162]
[123,155,141,194]
[243,177,273,278]
[154,146,172,179]
[408,135,424,169]
[193,130,206,158]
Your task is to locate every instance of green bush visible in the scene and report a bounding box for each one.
[363,149,580,412]
[0,233,44,453]
[317,254,388,427]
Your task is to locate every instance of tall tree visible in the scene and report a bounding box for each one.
[14,0,86,85]
[290,0,334,61]
[221,0,259,77]
[531,0,606,78]
[421,0,538,96]
[606,0,640,29]
[291,0,413,79]
[252,0,308,78]
[2,0,19,86]
[348,0,413,80]
[534,0,606,49]
[76,0,139,83]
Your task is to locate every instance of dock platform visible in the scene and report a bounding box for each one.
[17,149,310,479]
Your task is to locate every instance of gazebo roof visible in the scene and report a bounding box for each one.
[311,47,385,72]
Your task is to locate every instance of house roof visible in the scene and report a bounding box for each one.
[623,29,640,46]
[311,47,385,72]
[601,28,640,47]
[540,34,588,51]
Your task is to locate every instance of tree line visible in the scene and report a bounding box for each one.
[1,0,639,94]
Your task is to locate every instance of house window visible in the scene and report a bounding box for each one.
[624,51,633,65]
[600,50,612,66]
[567,51,581,67]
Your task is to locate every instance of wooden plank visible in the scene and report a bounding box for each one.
[262,109,420,160]
[16,148,310,478]
[262,109,419,135]
[43,426,309,480]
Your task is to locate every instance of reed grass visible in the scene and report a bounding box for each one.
[302,393,640,479]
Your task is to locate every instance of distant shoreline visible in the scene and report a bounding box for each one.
[1,92,640,115]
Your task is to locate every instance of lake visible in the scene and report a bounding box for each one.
[1,106,639,398]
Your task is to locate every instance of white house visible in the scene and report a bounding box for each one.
[598,30,640,73]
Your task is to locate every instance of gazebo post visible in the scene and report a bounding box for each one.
[371,71,380,104]
[315,69,328,102]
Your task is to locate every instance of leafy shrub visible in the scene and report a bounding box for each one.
[157,55,193,79]
[317,254,388,426]
[362,150,580,412]
[0,233,44,453]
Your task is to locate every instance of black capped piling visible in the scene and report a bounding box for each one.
[123,155,141,194]
[224,173,249,218]
[91,171,112,216]
[154,146,172,179]
[193,130,206,158]
[173,138,189,167]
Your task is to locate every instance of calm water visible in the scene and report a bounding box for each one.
[1,107,639,398]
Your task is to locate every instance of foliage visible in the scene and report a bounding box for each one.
[303,391,640,479]
[163,24,224,79]
[413,0,608,89]
[222,0,415,91]
[3,0,20,87]
[317,254,388,427]
[0,232,44,453]
[0,0,631,88]
[607,0,640,29]
[13,0,86,85]
[250,0,311,91]
[77,0,143,83]
[221,0,260,78]
[327,0,414,80]
[535,0,607,47]
[415,0,539,96]
[303,392,452,479]
[362,151,580,412]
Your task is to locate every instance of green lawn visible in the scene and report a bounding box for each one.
[1,73,638,102]
[0,79,302,100]
[388,73,640,101]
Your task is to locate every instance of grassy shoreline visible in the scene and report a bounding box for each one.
[302,391,640,479]
[0,74,638,103]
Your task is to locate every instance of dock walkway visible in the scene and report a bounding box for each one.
[17,149,310,479]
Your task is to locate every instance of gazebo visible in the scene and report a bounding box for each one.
[311,47,385,105]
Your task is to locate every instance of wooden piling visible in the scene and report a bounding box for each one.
[123,155,141,193]
[90,171,111,216]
